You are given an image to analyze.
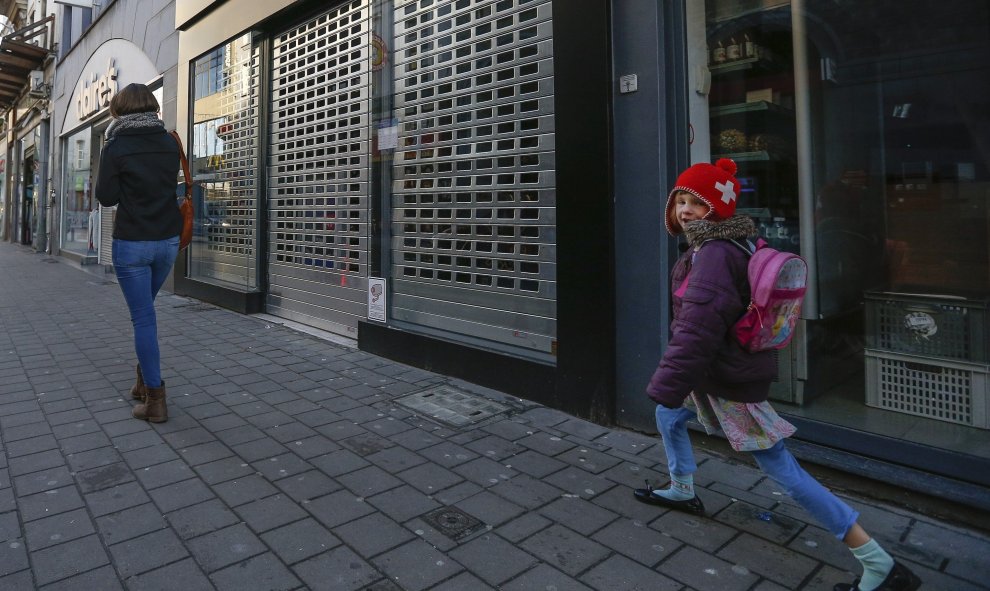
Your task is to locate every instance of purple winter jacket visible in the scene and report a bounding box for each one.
[646,215,777,408]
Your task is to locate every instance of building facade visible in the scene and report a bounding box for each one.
[172,0,613,423]
[36,0,987,509]
[49,0,179,276]
[0,0,55,251]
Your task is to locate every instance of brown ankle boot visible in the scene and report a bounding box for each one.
[133,383,167,423]
[131,364,146,400]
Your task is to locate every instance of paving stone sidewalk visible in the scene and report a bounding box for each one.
[0,242,987,591]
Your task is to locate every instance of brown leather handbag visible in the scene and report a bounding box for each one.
[169,130,194,251]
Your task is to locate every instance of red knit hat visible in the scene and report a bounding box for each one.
[664,158,740,235]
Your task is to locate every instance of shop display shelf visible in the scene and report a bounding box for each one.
[709,56,764,75]
[709,100,792,118]
[865,291,988,363]
[865,349,989,429]
[712,150,771,162]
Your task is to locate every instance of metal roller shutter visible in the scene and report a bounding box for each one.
[267,0,373,336]
[98,205,114,266]
[391,0,557,354]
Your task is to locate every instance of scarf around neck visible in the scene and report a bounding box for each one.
[681,215,758,246]
[105,112,164,142]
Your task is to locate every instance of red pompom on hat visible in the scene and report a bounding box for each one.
[664,158,740,235]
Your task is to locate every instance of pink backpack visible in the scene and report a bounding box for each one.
[675,238,808,352]
[730,239,808,352]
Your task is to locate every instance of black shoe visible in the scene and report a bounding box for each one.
[632,485,705,516]
[833,561,921,591]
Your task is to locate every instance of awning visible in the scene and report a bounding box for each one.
[0,16,53,107]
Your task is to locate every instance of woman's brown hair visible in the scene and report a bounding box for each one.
[109,83,160,117]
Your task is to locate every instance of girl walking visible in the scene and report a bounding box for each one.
[635,159,921,591]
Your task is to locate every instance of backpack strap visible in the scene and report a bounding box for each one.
[674,246,697,298]
[727,238,757,256]
[674,237,760,300]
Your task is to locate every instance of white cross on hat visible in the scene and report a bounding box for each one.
[716,180,736,204]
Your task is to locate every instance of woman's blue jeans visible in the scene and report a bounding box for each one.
[112,237,179,389]
[656,405,859,539]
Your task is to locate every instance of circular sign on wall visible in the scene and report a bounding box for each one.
[371,34,387,71]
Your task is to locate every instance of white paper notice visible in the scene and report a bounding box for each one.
[368,278,386,322]
[377,125,398,150]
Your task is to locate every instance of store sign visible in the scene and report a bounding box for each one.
[76,59,118,121]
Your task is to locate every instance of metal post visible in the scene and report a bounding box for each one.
[41,0,53,254]
[36,117,49,253]
[11,139,21,244]
[791,0,819,319]
[0,125,8,242]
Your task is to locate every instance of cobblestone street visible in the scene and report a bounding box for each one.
[0,242,987,590]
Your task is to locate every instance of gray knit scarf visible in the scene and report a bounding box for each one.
[105,112,164,142]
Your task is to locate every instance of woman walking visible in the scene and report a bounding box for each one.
[95,83,181,423]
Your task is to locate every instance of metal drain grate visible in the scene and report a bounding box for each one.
[396,385,510,428]
[421,506,485,541]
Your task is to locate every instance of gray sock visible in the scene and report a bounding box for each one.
[851,538,895,591]
[653,473,694,501]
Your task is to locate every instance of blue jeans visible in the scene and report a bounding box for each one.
[112,237,179,389]
[656,405,859,539]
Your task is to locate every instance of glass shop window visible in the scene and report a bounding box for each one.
[188,33,261,290]
[61,128,93,256]
[687,0,990,459]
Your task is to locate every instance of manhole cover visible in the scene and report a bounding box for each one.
[396,385,510,428]
[421,506,485,541]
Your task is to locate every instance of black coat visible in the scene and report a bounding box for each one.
[95,126,182,241]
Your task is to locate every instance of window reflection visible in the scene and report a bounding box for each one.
[61,128,93,256]
[690,0,990,456]
[188,33,260,289]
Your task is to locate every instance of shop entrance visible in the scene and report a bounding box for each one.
[266,1,373,336]
[20,153,34,245]
[388,0,558,356]
[91,121,113,264]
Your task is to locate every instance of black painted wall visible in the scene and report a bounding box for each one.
[611,1,691,432]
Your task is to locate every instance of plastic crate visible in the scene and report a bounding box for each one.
[865,292,988,363]
[865,349,989,429]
